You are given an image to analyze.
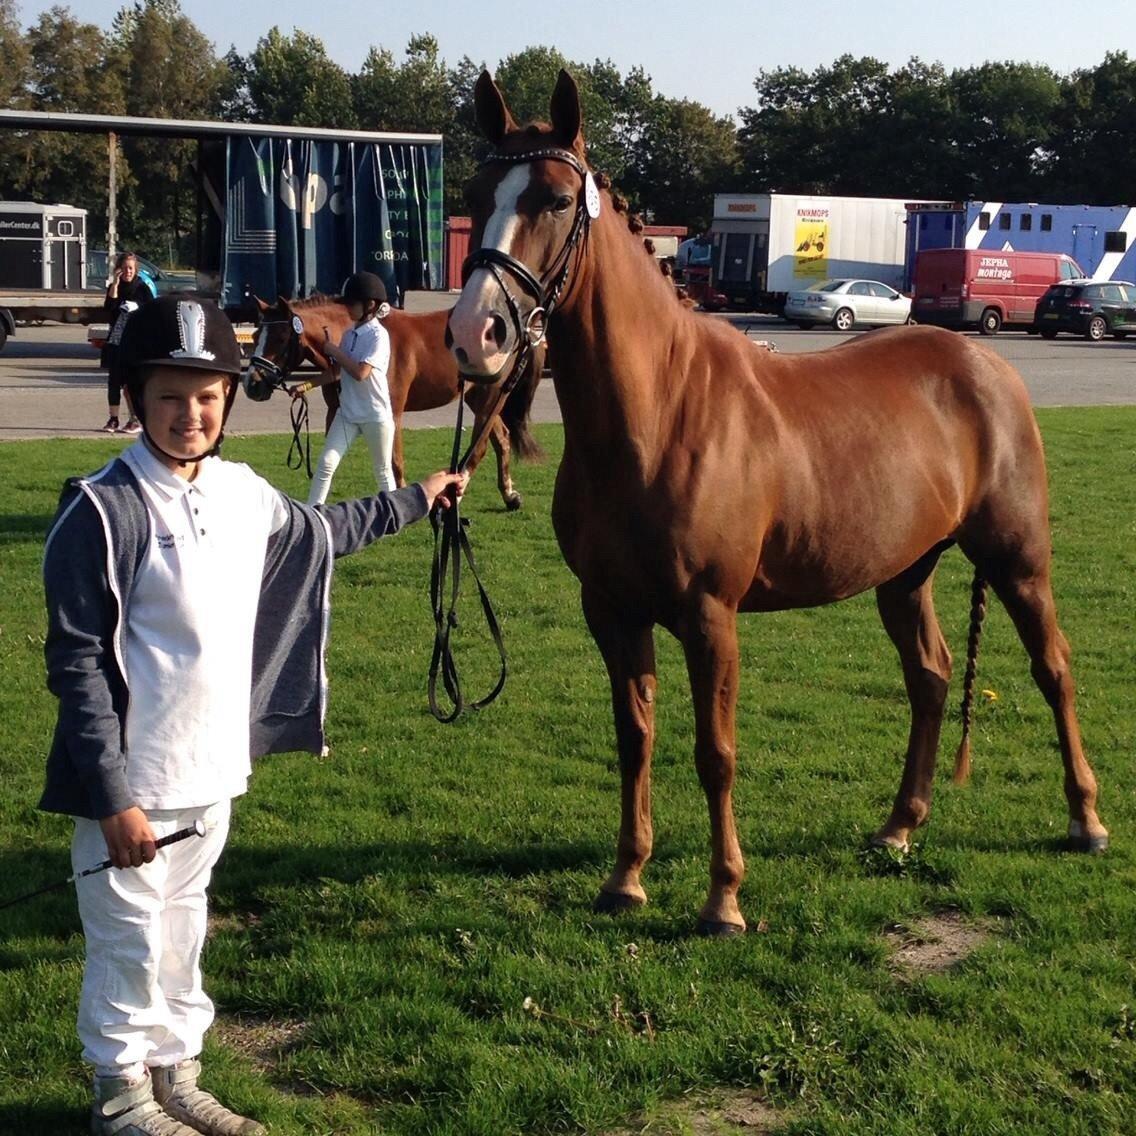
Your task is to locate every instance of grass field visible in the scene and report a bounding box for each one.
[1,411,1134,1135]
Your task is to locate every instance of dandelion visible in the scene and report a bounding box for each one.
[981,688,999,702]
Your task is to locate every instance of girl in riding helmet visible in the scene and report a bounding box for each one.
[296,271,396,506]
[40,295,466,1136]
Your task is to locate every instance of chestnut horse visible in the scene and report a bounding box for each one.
[446,71,1109,935]
[253,295,544,509]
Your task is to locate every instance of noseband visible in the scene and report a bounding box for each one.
[462,146,599,367]
[249,313,307,386]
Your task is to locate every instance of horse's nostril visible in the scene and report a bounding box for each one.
[490,313,507,348]
[444,325,454,350]
[454,346,469,366]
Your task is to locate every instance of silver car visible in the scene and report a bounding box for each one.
[784,278,913,331]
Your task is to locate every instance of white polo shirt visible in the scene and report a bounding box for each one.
[119,442,290,809]
[336,316,393,424]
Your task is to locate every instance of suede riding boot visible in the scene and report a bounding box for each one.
[150,1059,265,1136]
[91,1071,200,1136]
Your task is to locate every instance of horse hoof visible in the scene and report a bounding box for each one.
[696,919,747,938]
[593,890,645,915]
[869,833,911,854]
[506,493,523,511]
[1068,829,1109,854]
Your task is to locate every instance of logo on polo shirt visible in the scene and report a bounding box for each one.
[156,532,185,550]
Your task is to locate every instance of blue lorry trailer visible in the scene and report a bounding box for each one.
[904,201,1136,288]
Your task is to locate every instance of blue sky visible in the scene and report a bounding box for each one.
[28,0,1136,121]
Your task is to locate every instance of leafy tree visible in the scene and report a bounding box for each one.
[1,8,123,240]
[1048,51,1136,205]
[108,0,230,262]
[620,95,739,230]
[738,55,894,194]
[354,34,451,133]
[0,0,29,109]
[948,61,1062,200]
[246,27,356,128]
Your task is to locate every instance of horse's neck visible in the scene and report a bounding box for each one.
[550,216,682,466]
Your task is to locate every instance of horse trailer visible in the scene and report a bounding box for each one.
[706,193,926,312]
[903,201,1136,289]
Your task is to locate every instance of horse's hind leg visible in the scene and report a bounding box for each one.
[872,546,953,852]
[391,420,407,488]
[983,565,1108,851]
[582,589,658,915]
[680,593,746,935]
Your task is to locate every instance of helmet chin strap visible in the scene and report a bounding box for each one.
[141,427,224,469]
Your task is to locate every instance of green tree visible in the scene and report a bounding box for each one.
[0,0,30,109]
[738,55,894,194]
[246,27,357,128]
[948,61,1062,200]
[109,0,229,262]
[1048,52,1136,204]
[354,34,451,133]
[621,95,739,230]
[1,9,123,240]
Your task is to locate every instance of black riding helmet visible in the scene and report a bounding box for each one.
[342,271,387,305]
[119,294,244,462]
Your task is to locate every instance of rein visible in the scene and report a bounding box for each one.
[429,146,596,723]
[249,313,330,478]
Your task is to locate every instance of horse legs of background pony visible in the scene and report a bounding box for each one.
[464,384,522,510]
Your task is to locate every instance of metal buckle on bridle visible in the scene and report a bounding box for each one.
[524,306,546,347]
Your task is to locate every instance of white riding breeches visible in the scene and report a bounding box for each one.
[307,415,396,505]
[72,800,231,1080]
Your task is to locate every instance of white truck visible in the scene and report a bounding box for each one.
[0,201,107,349]
[706,193,923,312]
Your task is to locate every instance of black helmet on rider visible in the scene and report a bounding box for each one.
[119,294,243,461]
[342,271,387,308]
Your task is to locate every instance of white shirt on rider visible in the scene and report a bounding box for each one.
[336,316,392,424]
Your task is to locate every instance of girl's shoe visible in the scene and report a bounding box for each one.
[151,1059,265,1136]
[91,1071,199,1136]
[100,416,120,433]
[121,418,143,435]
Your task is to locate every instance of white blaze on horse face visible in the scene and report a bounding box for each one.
[253,324,269,359]
[449,163,533,375]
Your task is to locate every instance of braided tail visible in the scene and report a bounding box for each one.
[953,570,988,784]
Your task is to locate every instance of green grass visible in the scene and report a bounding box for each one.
[1,410,1135,1135]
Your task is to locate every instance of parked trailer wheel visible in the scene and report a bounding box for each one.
[1086,316,1107,341]
[0,323,7,351]
[978,308,1002,336]
[832,307,855,332]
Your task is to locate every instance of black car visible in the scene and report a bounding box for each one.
[1034,279,1136,340]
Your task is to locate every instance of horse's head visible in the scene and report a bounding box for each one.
[446,69,600,381]
[248,294,341,395]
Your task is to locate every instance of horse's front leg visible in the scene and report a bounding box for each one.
[681,593,746,935]
[466,396,521,510]
[583,588,657,913]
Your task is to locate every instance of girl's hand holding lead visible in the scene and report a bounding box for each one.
[419,470,469,510]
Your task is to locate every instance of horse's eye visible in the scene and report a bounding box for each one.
[553,195,573,214]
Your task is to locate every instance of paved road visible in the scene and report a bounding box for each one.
[2,301,1132,442]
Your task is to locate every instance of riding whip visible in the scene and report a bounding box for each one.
[0,819,207,911]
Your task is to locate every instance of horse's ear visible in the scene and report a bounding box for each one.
[277,293,293,312]
[474,71,517,145]
[253,295,270,314]
[549,69,582,148]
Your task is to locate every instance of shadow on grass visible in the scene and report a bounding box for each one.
[0,1103,86,1135]
[0,513,54,544]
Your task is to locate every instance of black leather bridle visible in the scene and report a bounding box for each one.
[459,145,597,381]
[429,145,599,723]
[248,313,323,477]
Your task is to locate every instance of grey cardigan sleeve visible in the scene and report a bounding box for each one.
[42,492,134,819]
[315,484,430,558]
